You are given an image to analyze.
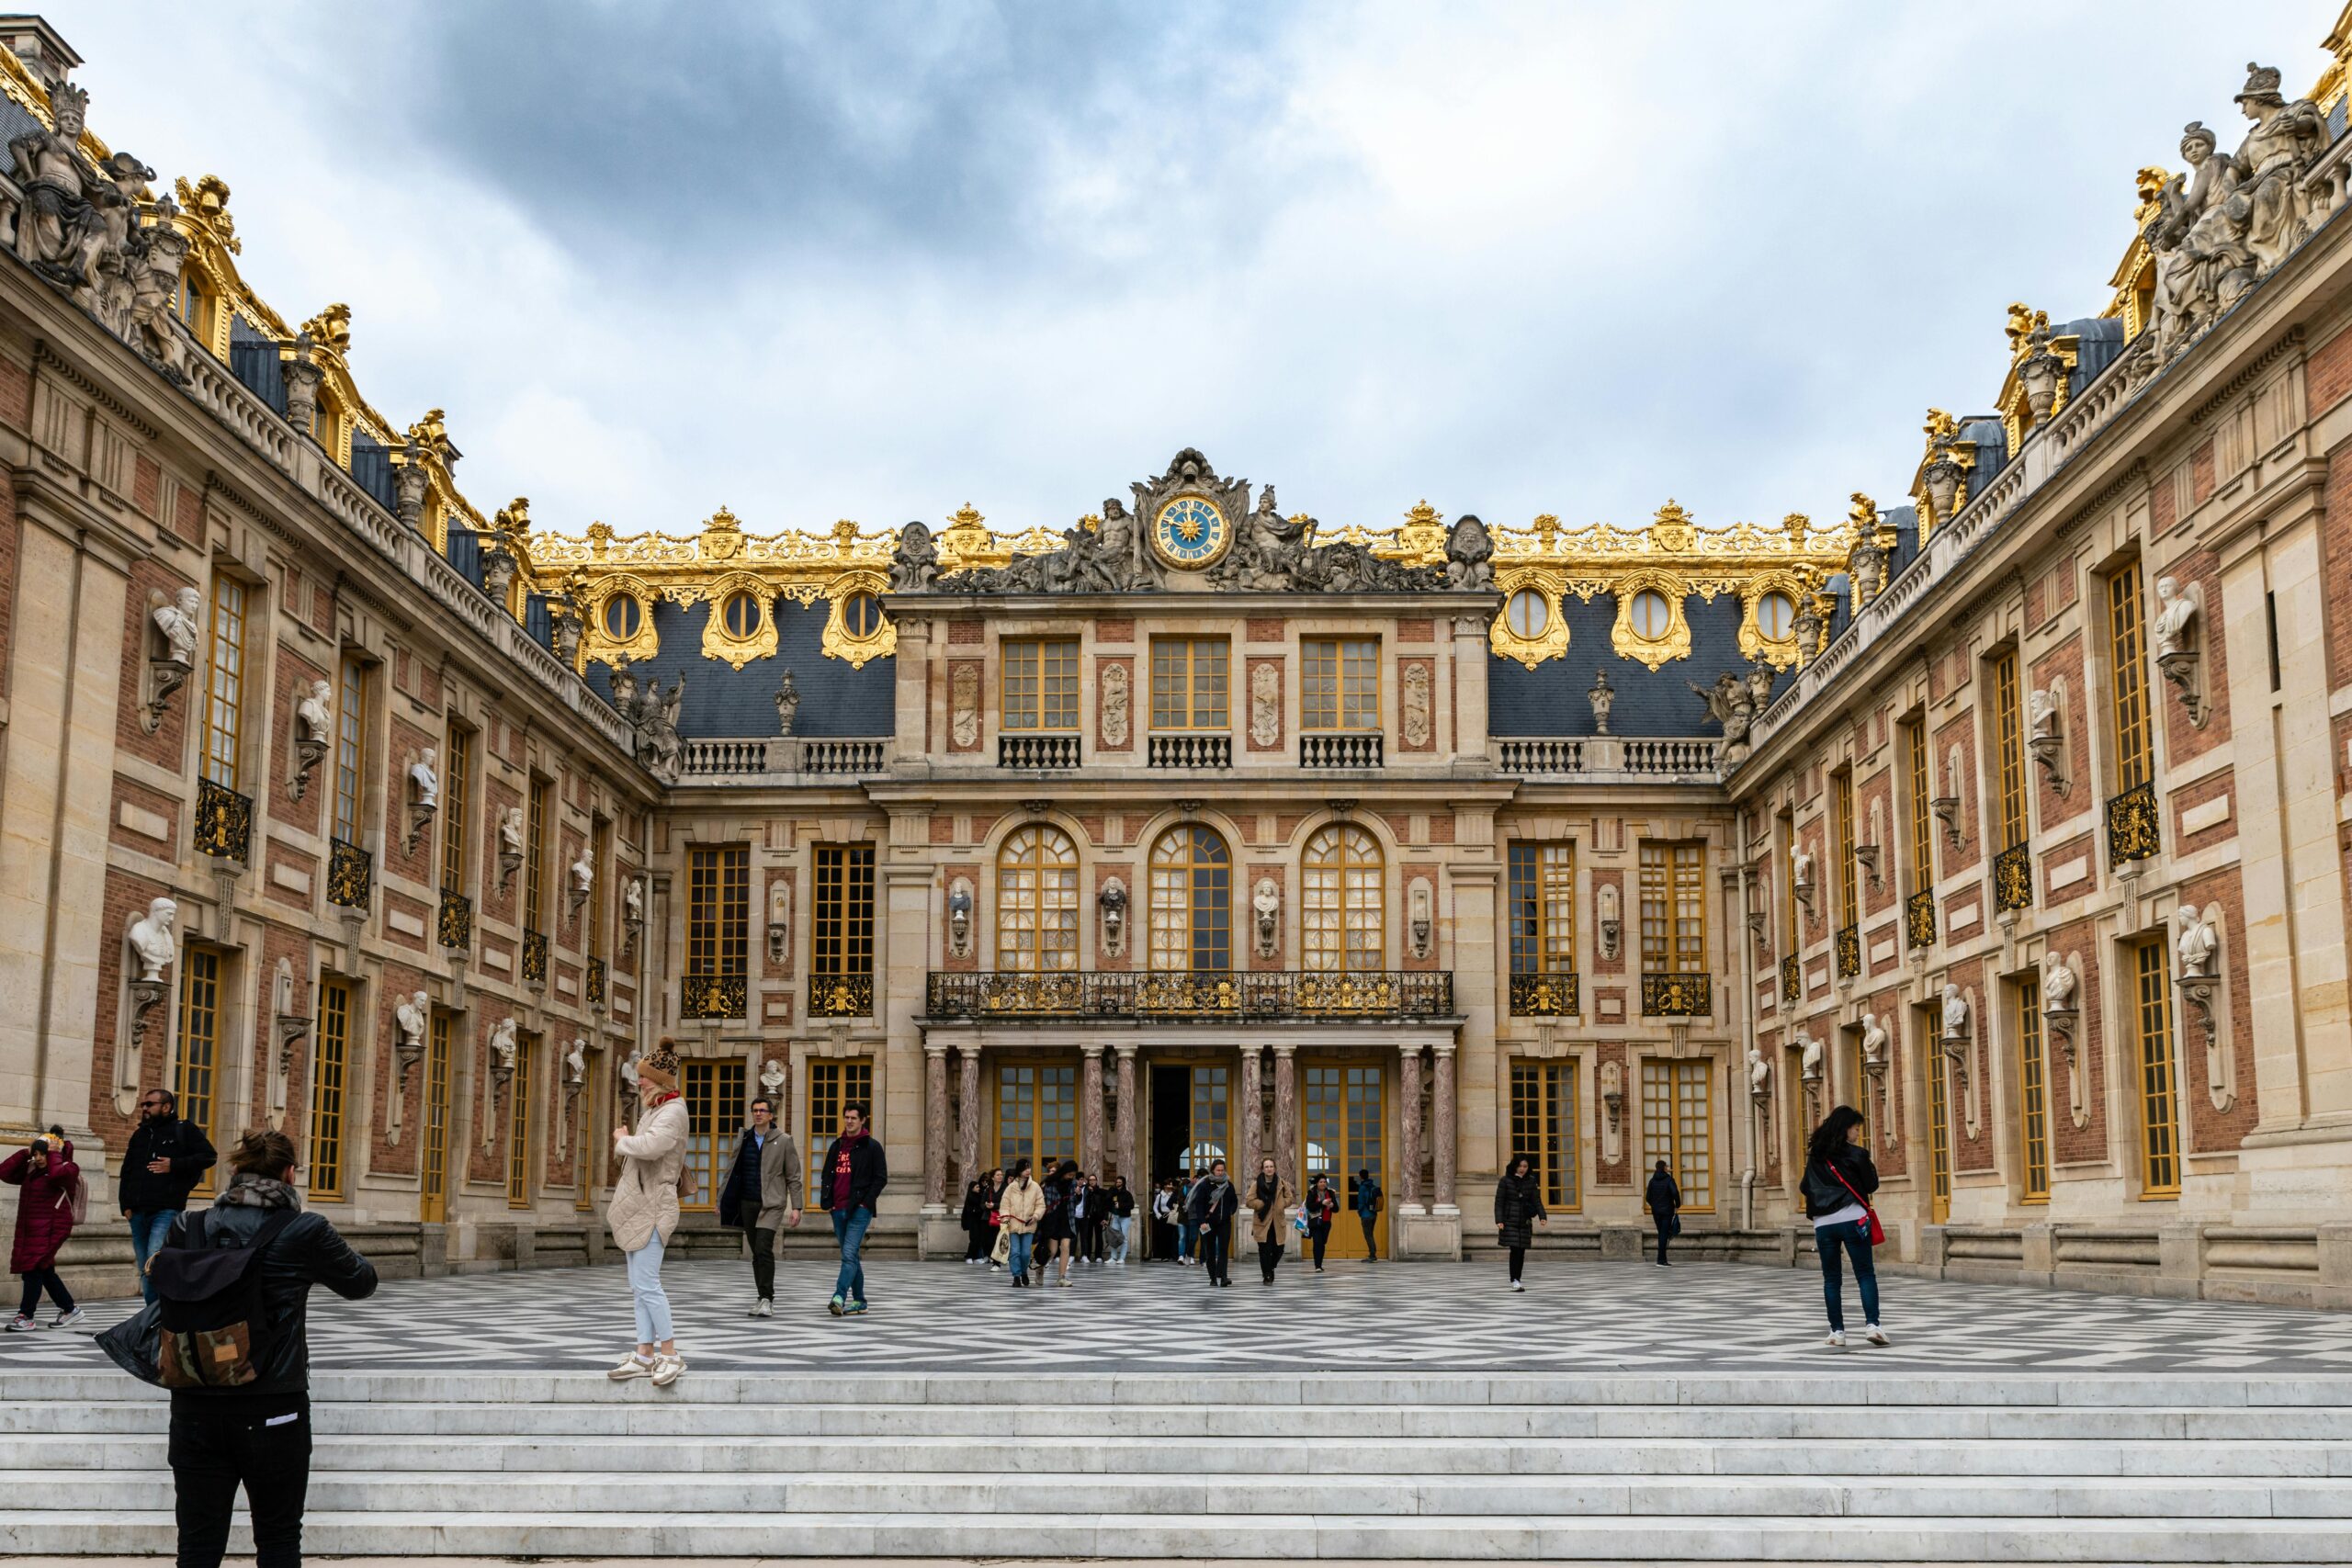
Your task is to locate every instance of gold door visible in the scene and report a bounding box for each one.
[1301,1061,1385,1258]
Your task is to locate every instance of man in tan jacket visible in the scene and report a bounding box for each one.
[718,1097,802,1317]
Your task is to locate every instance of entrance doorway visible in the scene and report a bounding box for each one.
[1149,1063,1230,1183]
[1302,1060,1385,1258]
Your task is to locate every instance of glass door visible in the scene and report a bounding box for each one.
[1302,1060,1385,1258]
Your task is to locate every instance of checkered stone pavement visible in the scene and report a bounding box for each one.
[9,1254,2352,1373]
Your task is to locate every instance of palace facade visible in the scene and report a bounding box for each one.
[6,11,2352,1304]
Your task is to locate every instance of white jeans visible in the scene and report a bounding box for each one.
[627,1231,672,1345]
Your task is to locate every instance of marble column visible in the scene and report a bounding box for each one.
[1238,1046,1262,1179]
[1081,1044,1106,1173]
[957,1047,981,1192]
[1431,1042,1457,1211]
[1272,1044,1298,1185]
[922,1043,950,1211]
[1114,1044,1138,1183]
[1396,1043,1423,1210]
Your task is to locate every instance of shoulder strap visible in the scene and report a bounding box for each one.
[1827,1163,1874,1212]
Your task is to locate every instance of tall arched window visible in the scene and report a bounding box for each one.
[997,825,1080,972]
[1149,825,1230,971]
[1302,823,1384,972]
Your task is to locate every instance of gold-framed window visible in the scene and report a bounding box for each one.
[1149,637,1228,729]
[1781,813,1801,956]
[1639,1058,1712,1212]
[1638,840,1706,973]
[687,846,750,978]
[1921,1002,1951,1223]
[997,825,1080,973]
[995,1059,1078,1172]
[333,654,367,844]
[1510,1060,1579,1211]
[525,777,550,931]
[440,726,472,894]
[175,946,222,1196]
[1832,772,1858,927]
[1507,841,1576,975]
[421,1011,451,1223]
[308,978,350,1201]
[1148,825,1231,972]
[2133,938,2180,1198]
[1301,637,1379,730]
[807,1056,875,1190]
[1992,649,2027,847]
[506,1032,536,1208]
[1001,638,1080,731]
[814,844,876,977]
[587,817,610,960]
[1302,823,1384,972]
[201,576,246,791]
[2017,974,2051,1203]
[679,1057,746,1213]
[2108,565,2154,792]
[1905,716,1933,891]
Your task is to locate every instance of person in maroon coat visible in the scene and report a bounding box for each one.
[4,1126,84,1330]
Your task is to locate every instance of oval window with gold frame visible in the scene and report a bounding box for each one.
[1629,589,1672,640]
[1756,591,1794,641]
[1505,588,1549,639]
[603,594,643,640]
[720,591,762,640]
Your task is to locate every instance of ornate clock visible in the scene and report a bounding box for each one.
[1151,495,1230,570]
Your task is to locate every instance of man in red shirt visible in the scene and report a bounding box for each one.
[815,1102,888,1315]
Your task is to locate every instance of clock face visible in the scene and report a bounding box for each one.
[1152,495,1229,569]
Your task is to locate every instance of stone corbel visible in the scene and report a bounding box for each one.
[2175,904,2233,1112]
[2154,580,2209,729]
[2028,679,2070,796]
[1599,1059,1623,1165]
[404,757,437,854]
[1408,880,1433,961]
[268,958,309,1127]
[496,807,525,893]
[1597,883,1621,961]
[288,694,329,804]
[621,876,645,961]
[1852,842,1882,893]
[947,877,975,959]
[1747,908,1769,957]
[1933,744,1965,848]
[2042,953,2089,1131]
[141,588,197,736]
[766,879,790,965]
[481,1018,517,1150]
[119,905,176,1113]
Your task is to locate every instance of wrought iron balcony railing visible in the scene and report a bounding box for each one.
[682,972,747,1020]
[1509,971,1579,1017]
[808,972,875,1018]
[999,733,1080,771]
[1836,922,1861,980]
[1148,733,1231,770]
[926,968,1454,1023]
[1781,952,1802,1004]
[326,838,372,910]
[1300,731,1384,770]
[522,927,548,985]
[2106,780,2159,865]
[1641,971,1712,1017]
[1993,840,2034,912]
[586,956,606,1008]
[435,890,472,951]
[195,777,253,862]
[1905,889,1936,949]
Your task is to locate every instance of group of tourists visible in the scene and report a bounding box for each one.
[959,1159,1138,1282]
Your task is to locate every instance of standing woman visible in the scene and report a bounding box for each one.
[5,1128,83,1330]
[1302,1174,1338,1273]
[1243,1156,1295,1286]
[1645,1159,1681,1268]
[607,1041,690,1385]
[1037,1158,1079,1287]
[997,1158,1044,1285]
[959,1177,990,1264]
[1493,1154,1548,1292]
[1803,1105,1888,1348]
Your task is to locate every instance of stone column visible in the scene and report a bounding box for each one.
[1238,1046,1262,1179]
[957,1047,982,1190]
[1272,1044,1298,1185]
[922,1042,950,1212]
[1114,1044,1138,1182]
[1081,1043,1106,1172]
[1431,1042,1458,1211]
[1396,1042,1423,1210]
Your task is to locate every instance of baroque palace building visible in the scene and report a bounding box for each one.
[5,10,2352,1304]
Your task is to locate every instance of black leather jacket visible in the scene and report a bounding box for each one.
[1802,1144,1881,1220]
[117,1117,217,1213]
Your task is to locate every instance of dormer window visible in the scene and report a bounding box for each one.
[1756,592,1794,641]
[1505,589,1549,639]
[1629,590,1672,640]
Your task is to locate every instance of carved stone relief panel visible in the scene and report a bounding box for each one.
[948,660,981,751]
[1399,658,1434,750]
[1247,658,1283,751]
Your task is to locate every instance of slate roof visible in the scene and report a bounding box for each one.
[1488,591,1787,739]
[582,596,897,739]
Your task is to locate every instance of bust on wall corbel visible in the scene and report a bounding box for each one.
[2028,680,2069,795]
[1099,876,1130,959]
[1931,744,1965,849]
[2174,903,2233,1111]
[1597,882,1621,960]
[2040,954,2089,1129]
[2153,577,2209,728]
[404,749,440,852]
[946,877,975,960]
[1791,849,1815,921]
[142,586,200,735]
[1599,1059,1623,1164]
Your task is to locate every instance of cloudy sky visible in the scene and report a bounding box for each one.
[58,0,2333,538]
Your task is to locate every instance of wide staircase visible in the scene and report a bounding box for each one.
[5,1366,2347,1561]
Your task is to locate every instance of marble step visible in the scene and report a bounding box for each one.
[12,1397,2350,1443]
[39,1431,2348,1478]
[4,1508,2347,1562]
[9,1468,2351,1519]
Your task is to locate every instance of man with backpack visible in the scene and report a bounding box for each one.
[1354,1167,1384,1260]
[99,1126,376,1568]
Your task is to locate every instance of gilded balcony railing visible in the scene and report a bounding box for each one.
[2106,781,2159,865]
[1641,971,1712,1017]
[682,972,747,1020]
[1781,952,1802,1003]
[1993,841,2034,912]
[1836,922,1861,980]
[925,969,1453,1023]
[194,777,253,862]
[1509,971,1579,1017]
[522,927,548,985]
[435,890,472,951]
[1905,889,1937,949]
[808,972,875,1018]
[326,838,372,909]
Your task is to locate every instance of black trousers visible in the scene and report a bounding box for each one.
[1508,1245,1527,1282]
[964,1224,995,1260]
[1359,1213,1379,1258]
[1307,1222,1330,1268]
[17,1267,73,1316]
[741,1224,775,1300]
[1198,1223,1230,1283]
[171,1397,311,1568]
[1654,1214,1673,1264]
[1258,1239,1285,1281]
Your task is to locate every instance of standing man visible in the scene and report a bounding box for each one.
[119,1089,216,1304]
[717,1097,801,1318]
[815,1101,886,1316]
[1184,1157,1238,1287]
[1105,1175,1136,1266]
[1353,1166,1384,1261]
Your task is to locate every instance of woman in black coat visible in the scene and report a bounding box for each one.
[1492,1154,1547,1291]
[1644,1160,1681,1268]
[958,1177,991,1263]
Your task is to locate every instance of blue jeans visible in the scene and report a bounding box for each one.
[1006,1230,1035,1278]
[129,1210,176,1305]
[1178,1221,1196,1260]
[1108,1215,1130,1263]
[626,1231,672,1346]
[830,1206,872,1303]
[1817,1218,1879,1332]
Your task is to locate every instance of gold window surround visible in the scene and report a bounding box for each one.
[1490,567,1568,671]
[698,572,778,670]
[1995,304,2084,457]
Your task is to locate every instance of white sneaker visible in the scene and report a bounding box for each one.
[1510,1280,1525,1292]
[1864,1325,1890,1346]
[5,1315,35,1333]
[1825,1330,1848,1348]
[607,1354,654,1381]
[650,1353,686,1387]
[48,1306,84,1330]
[749,1299,772,1318]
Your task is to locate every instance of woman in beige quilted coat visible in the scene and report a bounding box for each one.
[606,1040,690,1386]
